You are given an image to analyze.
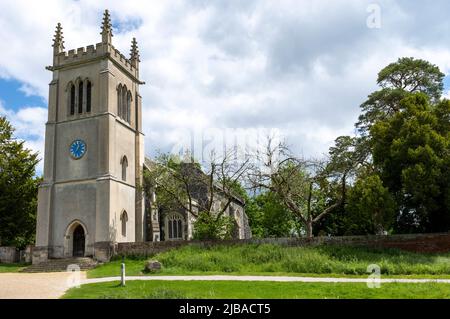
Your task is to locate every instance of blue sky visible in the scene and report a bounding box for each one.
[1,0,450,176]
[0,79,46,111]
[444,76,450,90]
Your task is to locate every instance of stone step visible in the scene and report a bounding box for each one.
[21,257,98,273]
[29,259,94,264]
[21,266,97,272]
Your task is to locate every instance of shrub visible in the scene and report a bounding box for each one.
[192,211,234,240]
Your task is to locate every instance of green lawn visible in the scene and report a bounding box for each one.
[62,280,450,299]
[0,263,28,273]
[88,244,450,279]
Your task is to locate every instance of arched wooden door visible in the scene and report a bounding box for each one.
[73,225,85,257]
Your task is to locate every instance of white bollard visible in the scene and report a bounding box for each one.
[66,264,81,289]
[121,262,126,287]
[367,264,381,288]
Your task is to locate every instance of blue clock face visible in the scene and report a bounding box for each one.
[70,139,86,159]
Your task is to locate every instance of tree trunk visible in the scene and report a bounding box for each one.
[306,219,313,238]
[306,181,314,238]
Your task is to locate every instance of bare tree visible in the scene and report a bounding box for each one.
[143,148,250,222]
[248,136,348,238]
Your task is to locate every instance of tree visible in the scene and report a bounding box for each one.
[356,57,445,135]
[345,175,396,235]
[378,57,444,101]
[371,93,450,232]
[357,88,409,135]
[143,150,250,240]
[0,116,40,248]
[248,138,347,238]
[245,191,299,238]
[348,57,448,234]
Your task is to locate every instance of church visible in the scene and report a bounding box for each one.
[33,10,249,264]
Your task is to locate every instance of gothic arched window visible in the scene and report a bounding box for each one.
[122,85,128,120]
[86,80,92,113]
[70,84,75,115]
[121,211,128,237]
[121,156,128,182]
[167,214,183,240]
[78,81,83,114]
[117,84,123,119]
[126,91,132,123]
[116,83,132,124]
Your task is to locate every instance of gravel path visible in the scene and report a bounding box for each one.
[0,272,87,299]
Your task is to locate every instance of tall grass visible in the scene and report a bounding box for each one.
[153,244,450,275]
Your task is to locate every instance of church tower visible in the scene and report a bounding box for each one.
[33,10,145,263]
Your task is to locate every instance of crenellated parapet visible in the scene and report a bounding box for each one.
[47,9,143,83]
[52,43,138,79]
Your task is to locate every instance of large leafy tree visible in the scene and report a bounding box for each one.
[315,175,396,236]
[371,94,450,232]
[356,57,444,135]
[377,57,444,101]
[318,57,447,236]
[345,175,396,235]
[0,116,40,248]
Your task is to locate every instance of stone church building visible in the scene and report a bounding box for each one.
[33,10,249,264]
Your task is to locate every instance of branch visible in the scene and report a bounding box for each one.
[312,173,346,223]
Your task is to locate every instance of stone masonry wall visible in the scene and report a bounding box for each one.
[0,247,19,263]
[116,232,450,257]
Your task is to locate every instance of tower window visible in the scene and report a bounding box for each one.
[122,85,127,121]
[117,84,122,119]
[78,81,83,114]
[117,83,131,124]
[86,81,92,112]
[70,84,75,115]
[126,91,132,123]
[121,211,128,237]
[121,156,128,181]
[68,78,92,116]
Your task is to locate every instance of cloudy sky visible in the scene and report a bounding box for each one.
[1,0,450,174]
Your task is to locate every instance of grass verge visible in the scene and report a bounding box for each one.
[88,244,450,279]
[0,263,29,273]
[63,280,450,299]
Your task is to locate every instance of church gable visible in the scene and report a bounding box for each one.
[142,157,250,241]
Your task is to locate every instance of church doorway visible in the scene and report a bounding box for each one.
[72,225,85,257]
[64,220,89,258]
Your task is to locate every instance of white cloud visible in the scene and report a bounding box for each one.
[1,0,450,169]
[443,90,450,100]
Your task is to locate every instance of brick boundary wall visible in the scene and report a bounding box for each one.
[116,232,450,257]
